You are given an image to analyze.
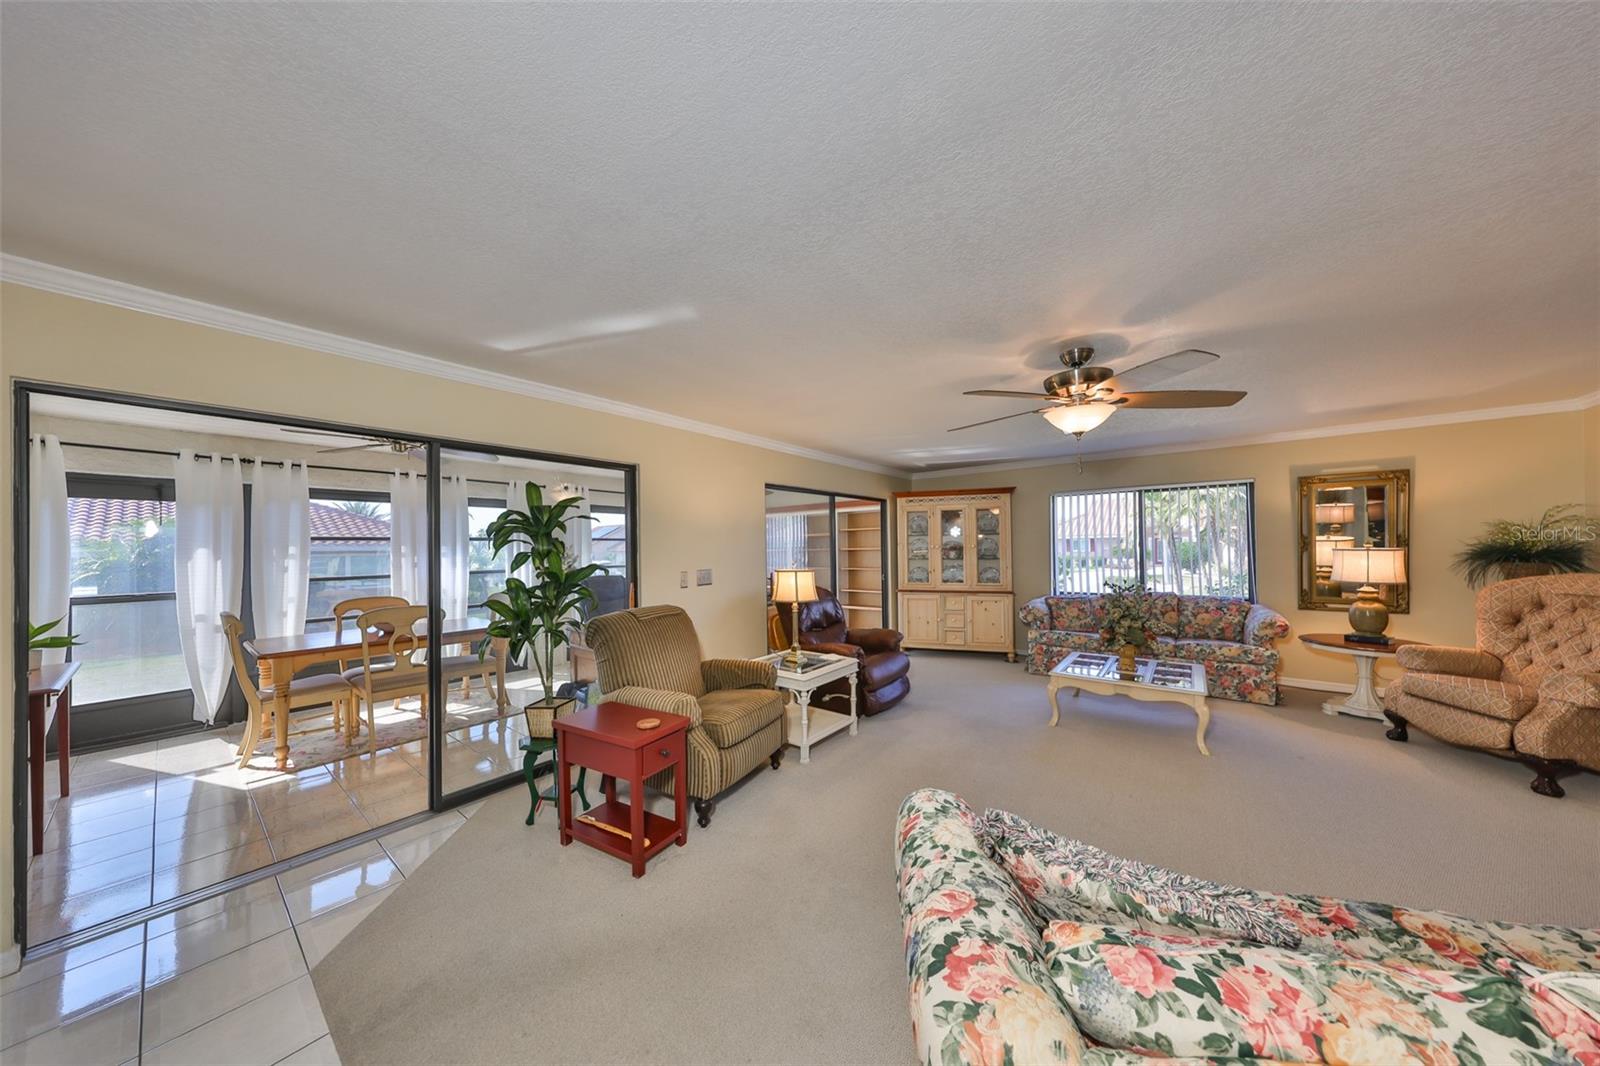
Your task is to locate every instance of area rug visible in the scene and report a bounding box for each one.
[311,652,1599,1065]
[245,701,523,773]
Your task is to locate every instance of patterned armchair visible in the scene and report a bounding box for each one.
[1384,574,1600,797]
[584,605,786,827]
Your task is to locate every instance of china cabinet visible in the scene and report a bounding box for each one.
[894,487,1015,659]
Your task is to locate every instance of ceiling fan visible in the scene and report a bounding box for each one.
[951,346,1245,439]
[278,429,499,463]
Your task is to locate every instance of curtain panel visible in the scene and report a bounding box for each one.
[174,452,244,724]
[28,434,70,666]
[249,460,310,640]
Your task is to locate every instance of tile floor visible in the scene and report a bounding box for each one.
[3,799,487,1064]
[30,697,532,943]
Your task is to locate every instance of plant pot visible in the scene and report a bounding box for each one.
[521,694,578,741]
[27,648,43,673]
[1498,562,1555,581]
[1117,644,1139,676]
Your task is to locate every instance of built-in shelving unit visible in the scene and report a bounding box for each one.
[836,507,884,622]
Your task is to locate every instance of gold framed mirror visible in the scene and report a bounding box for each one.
[1297,470,1411,612]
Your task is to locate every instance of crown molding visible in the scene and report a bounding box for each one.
[0,255,903,477]
[910,390,1600,483]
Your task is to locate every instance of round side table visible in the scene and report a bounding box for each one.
[1298,633,1425,720]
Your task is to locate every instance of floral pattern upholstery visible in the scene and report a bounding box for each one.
[898,789,1600,1066]
[1021,595,1289,705]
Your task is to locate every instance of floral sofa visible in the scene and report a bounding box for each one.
[898,788,1600,1065]
[1019,593,1291,704]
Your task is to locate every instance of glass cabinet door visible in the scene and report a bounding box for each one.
[974,503,1004,585]
[903,507,931,585]
[939,507,966,585]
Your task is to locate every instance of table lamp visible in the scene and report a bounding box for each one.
[1313,534,1355,595]
[1331,547,1407,644]
[770,568,819,668]
[1314,501,1356,534]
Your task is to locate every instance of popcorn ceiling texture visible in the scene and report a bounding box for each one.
[1,3,1595,470]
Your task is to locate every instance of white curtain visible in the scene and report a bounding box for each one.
[502,479,534,587]
[249,460,310,639]
[389,471,429,603]
[439,475,470,619]
[29,435,70,666]
[174,452,244,724]
[554,483,592,567]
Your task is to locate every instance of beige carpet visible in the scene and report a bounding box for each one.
[312,651,1599,1065]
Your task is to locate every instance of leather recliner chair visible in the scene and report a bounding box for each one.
[774,588,910,714]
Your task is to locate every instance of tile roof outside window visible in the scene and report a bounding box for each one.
[68,497,393,544]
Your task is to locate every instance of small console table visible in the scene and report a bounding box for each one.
[755,651,858,764]
[1298,633,1424,720]
[553,702,690,878]
[29,661,79,856]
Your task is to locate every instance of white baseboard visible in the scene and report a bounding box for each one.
[1281,676,1391,698]
[1,941,21,977]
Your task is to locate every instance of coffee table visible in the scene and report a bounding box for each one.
[1047,651,1212,755]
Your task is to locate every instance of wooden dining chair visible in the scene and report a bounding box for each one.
[222,612,357,769]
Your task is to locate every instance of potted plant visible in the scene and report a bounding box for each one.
[27,616,82,674]
[1452,504,1598,588]
[1100,580,1155,676]
[481,484,608,721]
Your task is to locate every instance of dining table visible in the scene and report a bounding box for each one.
[244,616,507,772]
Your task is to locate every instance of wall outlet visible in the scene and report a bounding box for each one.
[679,570,689,588]
[696,568,713,586]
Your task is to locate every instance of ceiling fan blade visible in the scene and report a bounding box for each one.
[1115,389,1246,409]
[315,443,388,454]
[948,407,1053,432]
[963,389,1058,399]
[1108,349,1219,391]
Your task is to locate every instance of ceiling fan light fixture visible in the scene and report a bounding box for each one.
[1042,402,1116,438]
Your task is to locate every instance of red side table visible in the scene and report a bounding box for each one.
[553,702,690,877]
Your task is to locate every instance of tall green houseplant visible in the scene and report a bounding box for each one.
[481,484,607,704]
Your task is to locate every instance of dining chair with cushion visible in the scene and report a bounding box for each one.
[223,612,357,769]
[351,604,435,752]
[584,604,785,828]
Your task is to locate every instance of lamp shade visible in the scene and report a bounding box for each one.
[1331,547,1407,586]
[1042,402,1116,437]
[1314,534,1356,569]
[1314,502,1356,525]
[771,568,818,603]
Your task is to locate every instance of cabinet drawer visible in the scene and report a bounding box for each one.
[942,628,966,645]
[641,730,685,779]
[942,594,967,611]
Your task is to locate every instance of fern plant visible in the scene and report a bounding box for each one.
[480,484,607,702]
[1452,504,1598,588]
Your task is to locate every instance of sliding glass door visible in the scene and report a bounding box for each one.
[14,383,638,951]
[764,485,888,647]
[431,445,637,806]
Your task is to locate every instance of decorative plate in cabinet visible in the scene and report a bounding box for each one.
[907,535,928,555]
[941,566,964,581]
[979,565,1001,583]
[908,565,929,582]
[977,540,1000,559]
[907,513,929,535]
[976,511,1000,534]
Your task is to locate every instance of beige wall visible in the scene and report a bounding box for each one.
[1586,404,1600,510]
[0,281,906,957]
[913,411,1592,685]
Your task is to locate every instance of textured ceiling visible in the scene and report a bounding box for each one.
[2,2,1596,471]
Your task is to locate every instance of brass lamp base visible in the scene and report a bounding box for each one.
[1347,584,1391,643]
[784,601,807,668]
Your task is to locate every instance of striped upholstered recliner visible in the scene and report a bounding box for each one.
[584,605,785,827]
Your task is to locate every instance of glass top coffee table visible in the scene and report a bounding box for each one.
[1047,650,1212,755]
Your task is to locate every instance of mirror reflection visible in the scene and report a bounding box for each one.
[1298,470,1410,612]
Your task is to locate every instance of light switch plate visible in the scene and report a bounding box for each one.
[679,570,689,588]
[696,568,713,586]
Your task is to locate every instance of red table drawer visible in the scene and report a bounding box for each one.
[640,731,684,779]
[559,729,637,777]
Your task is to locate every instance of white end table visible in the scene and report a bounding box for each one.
[1299,633,1423,721]
[756,651,859,764]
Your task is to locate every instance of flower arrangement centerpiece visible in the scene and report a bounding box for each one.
[1100,580,1155,676]
[1452,504,1598,588]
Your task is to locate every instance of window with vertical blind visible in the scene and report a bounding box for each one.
[1051,480,1256,599]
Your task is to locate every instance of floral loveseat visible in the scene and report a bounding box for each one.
[1020,593,1291,704]
[898,788,1600,1065]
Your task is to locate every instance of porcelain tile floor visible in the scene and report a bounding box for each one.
[29,702,531,943]
[3,801,485,1064]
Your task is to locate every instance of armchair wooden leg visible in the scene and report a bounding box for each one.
[1519,755,1578,799]
[1383,710,1408,742]
[693,797,716,828]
